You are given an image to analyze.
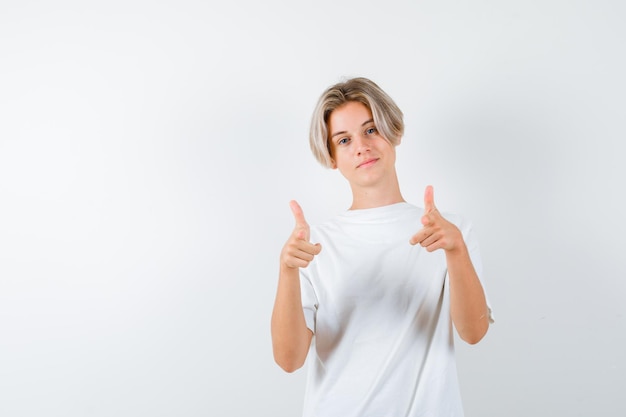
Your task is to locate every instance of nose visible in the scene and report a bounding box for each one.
[354,134,370,155]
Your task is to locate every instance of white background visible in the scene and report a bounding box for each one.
[1,1,625,416]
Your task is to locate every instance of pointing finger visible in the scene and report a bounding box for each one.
[290,200,311,242]
[424,185,436,213]
[289,200,309,228]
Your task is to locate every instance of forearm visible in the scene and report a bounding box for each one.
[271,265,313,372]
[446,244,490,344]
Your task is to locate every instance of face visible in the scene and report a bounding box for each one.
[328,101,398,188]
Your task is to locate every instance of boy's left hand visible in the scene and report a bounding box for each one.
[409,185,463,252]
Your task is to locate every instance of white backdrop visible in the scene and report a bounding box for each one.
[1,1,625,416]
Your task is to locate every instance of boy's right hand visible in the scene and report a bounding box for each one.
[280,200,322,269]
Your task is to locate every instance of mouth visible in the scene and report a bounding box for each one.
[357,158,379,168]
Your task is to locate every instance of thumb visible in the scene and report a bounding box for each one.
[424,185,436,212]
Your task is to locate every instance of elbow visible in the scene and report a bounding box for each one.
[271,327,312,373]
[272,343,308,373]
[462,332,485,345]
[278,361,304,374]
[274,354,306,373]
[460,320,490,345]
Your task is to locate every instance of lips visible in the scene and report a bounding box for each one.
[357,158,379,168]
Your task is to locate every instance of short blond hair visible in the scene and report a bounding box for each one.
[309,77,404,168]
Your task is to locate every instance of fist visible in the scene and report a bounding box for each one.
[280,200,322,269]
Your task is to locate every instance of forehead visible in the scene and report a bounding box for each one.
[328,101,373,132]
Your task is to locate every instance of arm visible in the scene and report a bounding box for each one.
[445,243,490,344]
[410,186,490,344]
[271,201,320,372]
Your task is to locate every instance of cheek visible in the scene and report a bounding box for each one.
[334,149,353,168]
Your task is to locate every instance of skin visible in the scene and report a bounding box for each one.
[271,200,318,372]
[328,101,403,210]
[271,101,490,373]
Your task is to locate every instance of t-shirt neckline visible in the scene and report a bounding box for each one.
[338,202,416,223]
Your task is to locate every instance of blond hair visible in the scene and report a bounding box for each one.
[309,77,404,168]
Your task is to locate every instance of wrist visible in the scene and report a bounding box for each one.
[445,239,468,257]
[280,262,300,275]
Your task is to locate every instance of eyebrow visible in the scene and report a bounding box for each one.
[330,119,374,140]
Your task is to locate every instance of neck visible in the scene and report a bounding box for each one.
[349,171,405,210]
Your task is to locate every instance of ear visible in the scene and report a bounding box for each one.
[330,158,337,169]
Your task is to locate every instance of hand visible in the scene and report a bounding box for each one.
[280,200,322,269]
[409,185,463,252]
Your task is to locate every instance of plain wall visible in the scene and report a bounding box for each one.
[1,1,624,416]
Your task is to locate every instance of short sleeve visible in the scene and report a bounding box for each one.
[300,269,319,333]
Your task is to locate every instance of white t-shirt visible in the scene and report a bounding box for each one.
[299,202,492,417]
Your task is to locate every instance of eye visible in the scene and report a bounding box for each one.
[338,137,350,145]
[365,127,377,135]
